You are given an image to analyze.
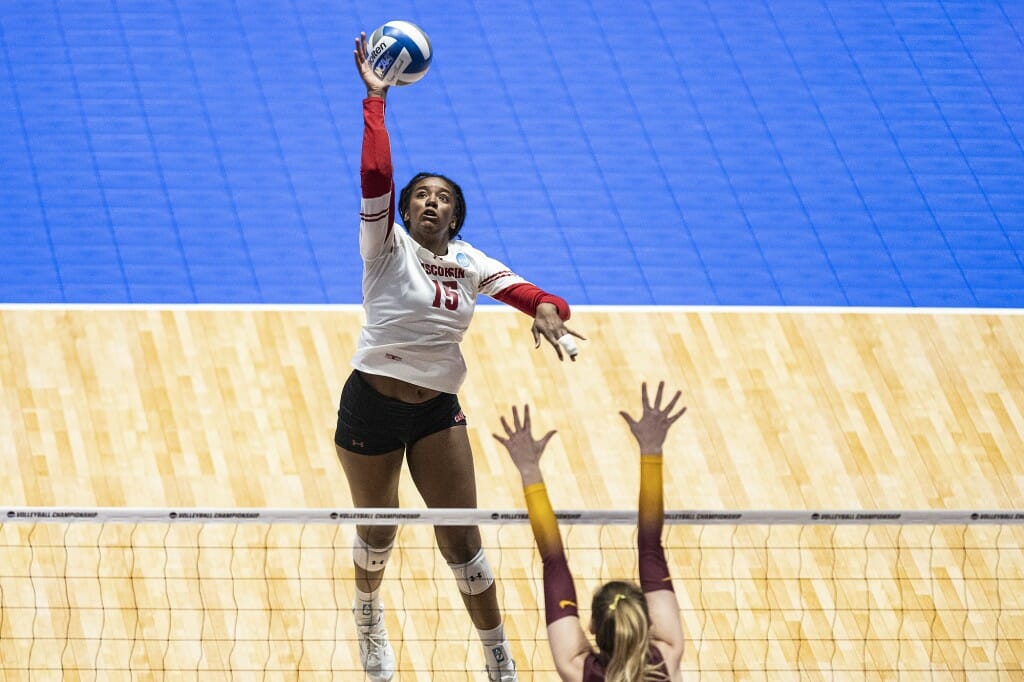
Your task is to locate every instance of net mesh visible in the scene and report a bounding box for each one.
[1,509,1022,679]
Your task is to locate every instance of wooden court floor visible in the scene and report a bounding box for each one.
[0,306,1022,680]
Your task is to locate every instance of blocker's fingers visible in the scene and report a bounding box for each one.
[538,429,557,449]
[653,381,665,410]
[500,416,513,436]
[663,390,682,416]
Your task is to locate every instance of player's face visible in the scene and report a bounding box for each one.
[407,178,456,239]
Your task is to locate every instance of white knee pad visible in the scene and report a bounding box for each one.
[352,535,394,572]
[448,548,494,596]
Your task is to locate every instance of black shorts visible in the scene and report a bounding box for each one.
[334,370,467,455]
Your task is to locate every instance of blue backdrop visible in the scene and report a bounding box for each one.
[2,0,1022,306]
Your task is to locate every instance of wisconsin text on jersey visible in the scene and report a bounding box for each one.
[421,262,466,278]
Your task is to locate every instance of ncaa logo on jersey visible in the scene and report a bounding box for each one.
[456,252,470,267]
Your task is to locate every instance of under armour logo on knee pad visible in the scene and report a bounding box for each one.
[451,550,494,595]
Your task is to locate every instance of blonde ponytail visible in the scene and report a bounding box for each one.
[592,582,670,682]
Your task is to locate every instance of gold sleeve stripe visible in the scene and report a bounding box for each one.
[639,455,664,527]
[524,483,564,557]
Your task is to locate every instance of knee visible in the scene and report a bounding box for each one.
[435,525,481,564]
[448,547,495,596]
[354,528,396,573]
[359,525,397,550]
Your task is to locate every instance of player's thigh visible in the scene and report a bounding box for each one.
[337,445,405,546]
[405,425,477,508]
[336,444,404,508]
[407,426,483,561]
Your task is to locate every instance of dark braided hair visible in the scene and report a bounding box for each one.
[398,172,467,240]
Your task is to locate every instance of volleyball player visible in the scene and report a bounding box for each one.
[337,34,584,682]
[493,382,686,682]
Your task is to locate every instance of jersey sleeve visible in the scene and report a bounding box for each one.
[477,252,571,320]
[524,483,580,625]
[493,283,571,320]
[359,97,397,261]
[638,455,674,594]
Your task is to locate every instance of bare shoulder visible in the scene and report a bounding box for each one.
[646,590,685,673]
[547,617,590,682]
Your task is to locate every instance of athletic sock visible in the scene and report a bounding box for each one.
[478,622,513,669]
[354,587,383,627]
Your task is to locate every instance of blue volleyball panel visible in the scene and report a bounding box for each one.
[1,0,1023,306]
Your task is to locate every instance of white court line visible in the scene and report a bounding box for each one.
[0,303,1022,314]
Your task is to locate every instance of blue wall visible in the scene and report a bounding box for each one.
[2,0,1022,306]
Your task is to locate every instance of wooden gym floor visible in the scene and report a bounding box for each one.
[0,306,1022,679]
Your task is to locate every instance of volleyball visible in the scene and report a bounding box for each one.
[366,20,432,86]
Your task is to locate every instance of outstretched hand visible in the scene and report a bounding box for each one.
[619,381,687,455]
[492,405,556,485]
[353,33,390,98]
[532,303,585,362]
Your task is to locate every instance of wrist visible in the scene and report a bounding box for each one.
[535,301,557,317]
[517,465,544,487]
[366,88,388,99]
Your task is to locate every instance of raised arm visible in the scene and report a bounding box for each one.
[487,281,585,362]
[493,406,591,681]
[620,381,688,672]
[353,33,396,260]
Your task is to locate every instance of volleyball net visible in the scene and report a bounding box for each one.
[1,508,1022,680]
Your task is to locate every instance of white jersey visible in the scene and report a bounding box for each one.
[352,193,526,394]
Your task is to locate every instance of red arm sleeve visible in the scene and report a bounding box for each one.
[493,283,571,320]
[524,483,580,624]
[360,97,395,227]
[638,455,674,593]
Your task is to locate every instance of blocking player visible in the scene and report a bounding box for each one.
[493,382,686,681]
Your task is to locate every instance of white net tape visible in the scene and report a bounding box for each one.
[1,508,1022,678]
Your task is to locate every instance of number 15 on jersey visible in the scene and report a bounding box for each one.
[432,280,459,310]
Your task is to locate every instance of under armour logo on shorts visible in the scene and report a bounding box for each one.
[454,410,465,423]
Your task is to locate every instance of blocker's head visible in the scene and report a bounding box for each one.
[590,581,650,653]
